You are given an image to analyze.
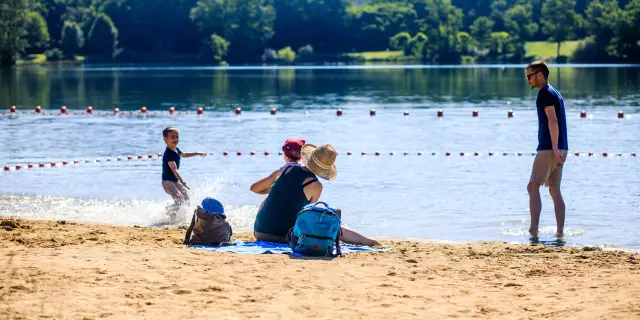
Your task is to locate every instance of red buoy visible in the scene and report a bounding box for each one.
[346,151,352,156]
[370,109,376,116]
[3,166,9,171]
[62,161,68,165]
[403,111,409,116]
[474,152,479,156]
[158,153,162,157]
[618,111,624,119]
[588,152,594,157]
[361,152,366,156]
[86,106,93,114]
[35,106,41,114]
[60,106,67,114]
[114,108,120,115]
[15,165,22,170]
[472,110,479,117]
[73,160,78,164]
[580,110,587,118]
[10,106,16,113]
[51,162,56,167]
[489,152,494,156]
[237,152,242,156]
[186,111,190,115]
[169,107,175,115]
[575,152,580,156]
[437,109,444,117]
[603,152,608,157]
[27,163,33,168]
[270,108,277,115]
[507,110,514,118]
[148,154,153,159]
[137,155,142,159]
[197,107,204,115]
[235,108,242,115]
[336,109,343,116]
[460,152,465,156]
[223,151,229,156]
[250,151,256,156]
[140,107,147,114]
[127,156,132,160]
[375,152,380,156]
[264,151,269,156]
[39,162,45,168]
[445,152,451,156]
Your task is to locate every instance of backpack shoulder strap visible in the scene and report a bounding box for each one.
[183,211,197,245]
[334,228,342,257]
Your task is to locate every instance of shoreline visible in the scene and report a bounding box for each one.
[1,217,639,319]
[1,215,639,253]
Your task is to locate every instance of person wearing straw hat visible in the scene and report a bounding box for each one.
[251,143,380,246]
[251,139,306,213]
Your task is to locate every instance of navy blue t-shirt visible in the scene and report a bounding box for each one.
[162,147,182,182]
[536,84,568,151]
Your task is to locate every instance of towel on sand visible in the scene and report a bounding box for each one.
[189,240,391,256]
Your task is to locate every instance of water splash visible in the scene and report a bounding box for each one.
[0,192,258,232]
[499,226,586,237]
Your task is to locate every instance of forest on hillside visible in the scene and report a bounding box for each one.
[1,0,639,66]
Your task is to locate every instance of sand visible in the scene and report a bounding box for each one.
[1,217,639,320]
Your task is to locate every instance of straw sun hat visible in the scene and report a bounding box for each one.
[301,144,337,181]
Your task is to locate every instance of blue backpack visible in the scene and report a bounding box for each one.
[286,202,342,257]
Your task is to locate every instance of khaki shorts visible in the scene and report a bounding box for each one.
[162,180,189,205]
[530,150,567,187]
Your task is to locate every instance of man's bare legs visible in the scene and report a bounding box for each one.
[527,182,542,239]
[549,185,565,237]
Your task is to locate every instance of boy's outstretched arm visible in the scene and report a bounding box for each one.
[181,152,207,158]
[168,161,190,189]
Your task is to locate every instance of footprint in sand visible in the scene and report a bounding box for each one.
[173,289,192,295]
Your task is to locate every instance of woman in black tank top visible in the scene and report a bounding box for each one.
[250,143,380,246]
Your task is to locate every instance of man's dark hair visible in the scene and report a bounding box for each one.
[526,61,550,80]
[163,127,179,137]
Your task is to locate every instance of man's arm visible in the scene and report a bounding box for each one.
[544,106,564,164]
[181,152,206,158]
[168,161,189,189]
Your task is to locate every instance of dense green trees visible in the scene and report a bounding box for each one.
[541,0,583,59]
[1,0,639,66]
[0,0,30,66]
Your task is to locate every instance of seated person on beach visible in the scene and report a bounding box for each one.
[250,143,380,246]
[252,139,306,212]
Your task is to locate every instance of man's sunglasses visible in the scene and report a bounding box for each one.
[526,71,540,80]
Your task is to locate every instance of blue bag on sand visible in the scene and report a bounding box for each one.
[286,202,342,257]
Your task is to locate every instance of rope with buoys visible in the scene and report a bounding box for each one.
[2,150,636,172]
[1,106,634,119]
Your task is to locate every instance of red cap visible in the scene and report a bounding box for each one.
[282,139,305,160]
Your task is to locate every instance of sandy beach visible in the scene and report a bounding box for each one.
[1,217,639,320]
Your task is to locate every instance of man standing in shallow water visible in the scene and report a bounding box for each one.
[525,61,569,241]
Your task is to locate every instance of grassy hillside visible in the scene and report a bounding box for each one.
[525,41,582,60]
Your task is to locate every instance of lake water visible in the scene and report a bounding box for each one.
[1,64,639,249]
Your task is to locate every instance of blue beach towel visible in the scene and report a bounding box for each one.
[189,240,391,256]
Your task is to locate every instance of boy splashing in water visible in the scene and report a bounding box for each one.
[162,127,206,214]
